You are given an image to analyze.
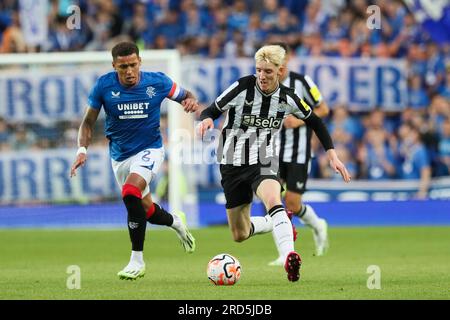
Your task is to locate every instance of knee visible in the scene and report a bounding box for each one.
[231,230,248,243]
[285,197,301,213]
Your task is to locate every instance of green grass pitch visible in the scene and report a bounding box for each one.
[0,226,449,300]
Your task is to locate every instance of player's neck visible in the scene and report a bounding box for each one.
[257,80,279,96]
[119,72,141,88]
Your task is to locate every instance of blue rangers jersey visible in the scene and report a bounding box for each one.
[88,71,186,161]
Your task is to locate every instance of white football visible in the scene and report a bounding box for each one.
[206,253,241,285]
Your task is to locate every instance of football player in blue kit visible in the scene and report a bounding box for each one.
[70,42,198,280]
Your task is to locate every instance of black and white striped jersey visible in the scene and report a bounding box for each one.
[214,75,313,166]
[278,72,323,164]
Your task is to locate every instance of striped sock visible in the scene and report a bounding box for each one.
[268,205,294,260]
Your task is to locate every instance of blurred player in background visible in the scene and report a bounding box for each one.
[198,45,351,282]
[268,43,330,266]
[70,42,198,280]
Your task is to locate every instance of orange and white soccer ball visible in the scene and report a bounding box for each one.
[207,253,241,285]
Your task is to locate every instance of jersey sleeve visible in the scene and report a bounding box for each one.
[215,79,246,111]
[286,90,313,120]
[88,78,104,109]
[158,72,187,103]
[301,75,323,107]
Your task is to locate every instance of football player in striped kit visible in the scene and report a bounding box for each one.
[198,45,351,282]
[268,43,331,266]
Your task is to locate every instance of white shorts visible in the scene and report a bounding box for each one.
[111,147,165,198]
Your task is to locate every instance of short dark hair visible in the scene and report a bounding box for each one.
[111,42,139,60]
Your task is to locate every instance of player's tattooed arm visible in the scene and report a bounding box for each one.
[70,107,100,177]
[78,107,100,148]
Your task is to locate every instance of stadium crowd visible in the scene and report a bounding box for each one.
[0,0,449,187]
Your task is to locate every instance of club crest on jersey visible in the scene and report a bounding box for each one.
[111,91,120,98]
[277,103,289,112]
[242,115,282,129]
[146,86,156,98]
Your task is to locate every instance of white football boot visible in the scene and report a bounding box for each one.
[173,211,196,253]
[312,218,329,256]
[117,261,146,280]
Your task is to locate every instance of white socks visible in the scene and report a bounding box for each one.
[268,205,294,260]
[297,204,321,229]
[250,216,273,236]
[130,250,144,265]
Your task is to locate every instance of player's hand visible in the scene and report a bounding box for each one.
[197,118,214,138]
[283,115,304,129]
[327,149,351,182]
[70,153,87,177]
[181,98,199,113]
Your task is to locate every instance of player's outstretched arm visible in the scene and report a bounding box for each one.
[303,112,351,182]
[326,149,351,182]
[70,107,100,177]
[197,118,214,138]
[197,102,223,138]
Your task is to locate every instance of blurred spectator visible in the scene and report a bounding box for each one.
[424,42,447,94]
[224,30,253,58]
[366,109,397,135]
[227,0,249,33]
[244,13,267,50]
[390,13,422,58]
[260,0,279,32]
[357,128,397,180]
[397,122,431,199]
[181,1,208,41]
[301,0,327,36]
[0,10,27,53]
[122,2,154,48]
[406,42,427,77]
[206,32,226,58]
[429,95,450,138]
[45,15,83,51]
[0,117,12,151]
[268,6,298,39]
[328,105,364,141]
[437,67,450,99]
[408,74,430,111]
[10,124,37,151]
[154,10,184,48]
[437,118,450,176]
[322,16,346,56]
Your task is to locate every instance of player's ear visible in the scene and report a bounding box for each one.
[278,65,284,78]
[138,56,142,66]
